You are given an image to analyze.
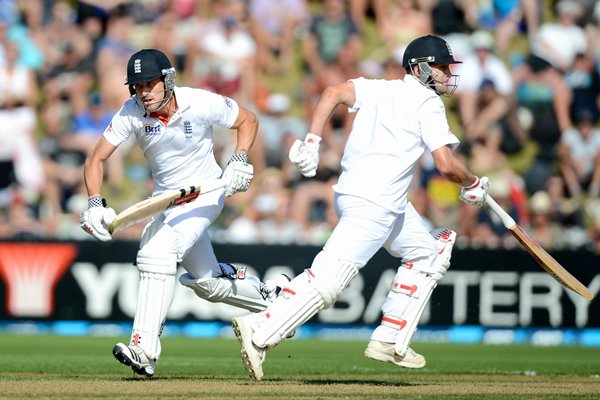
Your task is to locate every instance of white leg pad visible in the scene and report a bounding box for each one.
[370,266,437,357]
[426,228,456,281]
[131,221,178,360]
[372,228,456,356]
[179,272,270,312]
[392,270,436,357]
[252,251,358,348]
[253,270,322,348]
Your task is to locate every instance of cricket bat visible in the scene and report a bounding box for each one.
[485,195,593,301]
[109,179,226,235]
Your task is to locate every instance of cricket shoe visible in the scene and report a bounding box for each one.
[232,314,266,381]
[364,340,426,368]
[112,343,156,377]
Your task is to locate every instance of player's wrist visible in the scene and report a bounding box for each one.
[229,153,249,164]
[304,132,322,145]
[464,177,480,189]
[88,196,107,208]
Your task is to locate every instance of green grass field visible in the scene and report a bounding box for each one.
[0,334,599,399]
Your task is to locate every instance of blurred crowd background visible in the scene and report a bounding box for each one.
[2,0,600,252]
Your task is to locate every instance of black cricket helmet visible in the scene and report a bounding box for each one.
[402,35,461,95]
[125,49,176,113]
[125,49,176,90]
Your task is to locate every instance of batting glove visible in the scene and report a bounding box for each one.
[289,133,321,178]
[459,176,490,208]
[80,196,117,242]
[222,153,254,197]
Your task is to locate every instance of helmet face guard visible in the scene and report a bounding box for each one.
[403,36,462,96]
[408,57,460,96]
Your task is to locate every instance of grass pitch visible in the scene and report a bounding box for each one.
[0,334,599,399]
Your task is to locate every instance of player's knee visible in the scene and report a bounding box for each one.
[309,251,359,308]
[401,229,456,281]
[137,221,178,275]
[430,228,456,281]
[179,274,230,302]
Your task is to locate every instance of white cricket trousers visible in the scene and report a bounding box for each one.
[324,193,436,269]
[153,188,225,279]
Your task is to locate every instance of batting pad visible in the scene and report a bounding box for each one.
[393,274,436,357]
[252,252,358,348]
[131,221,178,360]
[370,267,436,357]
[252,269,322,348]
[179,273,270,312]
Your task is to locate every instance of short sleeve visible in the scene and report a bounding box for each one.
[348,77,385,113]
[205,93,240,129]
[103,105,134,147]
[418,97,459,151]
[348,77,366,112]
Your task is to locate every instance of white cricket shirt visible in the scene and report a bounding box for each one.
[103,86,239,194]
[334,76,459,213]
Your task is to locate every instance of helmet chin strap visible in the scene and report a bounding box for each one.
[134,88,174,115]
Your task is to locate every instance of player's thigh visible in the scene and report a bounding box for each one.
[158,190,224,263]
[384,201,435,260]
[325,193,398,267]
[180,232,219,279]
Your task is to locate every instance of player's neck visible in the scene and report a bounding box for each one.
[149,93,177,123]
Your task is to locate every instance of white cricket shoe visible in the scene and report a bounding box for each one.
[232,315,266,381]
[112,343,156,377]
[364,340,426,368]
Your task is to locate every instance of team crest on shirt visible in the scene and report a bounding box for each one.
[184,120,193,139]
[223,96,232,109]
[144,124,161,135]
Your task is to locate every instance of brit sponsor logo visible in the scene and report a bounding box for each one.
[144,124,161,135]
[0,243,77,317]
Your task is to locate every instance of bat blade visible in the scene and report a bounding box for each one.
[485,195,593,301]
[509,224,594,301]
[109,179,225,234]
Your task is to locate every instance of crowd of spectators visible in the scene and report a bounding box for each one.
[1,0,600,252]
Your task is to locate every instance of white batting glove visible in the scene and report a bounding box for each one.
[289,133,321,178]
[222,153,254,197]
[459,176,490,208]
[80,197,116,242]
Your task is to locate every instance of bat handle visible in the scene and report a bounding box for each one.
[202,179,227,193]
[109,221,117,235]
[485,195,516,229]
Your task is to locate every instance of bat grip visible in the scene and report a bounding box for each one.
[202,179,227,193]
[485,195,516,229]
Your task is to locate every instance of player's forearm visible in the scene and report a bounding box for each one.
[432,146,477,186]
[83,160,105,198]
[308,100,336,137]
[309,83,355,136]
[440,163,477,187]
[83,137,117,197]
[234,109,258,154]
